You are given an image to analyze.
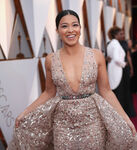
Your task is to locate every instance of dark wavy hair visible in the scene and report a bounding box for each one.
[108,26,121,40]
[55,9,80,29]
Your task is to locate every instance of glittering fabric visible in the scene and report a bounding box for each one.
[8,47,137,150]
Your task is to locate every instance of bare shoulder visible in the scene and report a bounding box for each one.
[45,53,54,69]
[46,53,54,61]
[90,48,105,66]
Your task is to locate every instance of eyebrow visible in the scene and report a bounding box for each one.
[60,21,79,25]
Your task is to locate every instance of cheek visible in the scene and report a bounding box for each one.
[73,27,80,35]
[77,27,81,35]
[77,30,81,36]
[58,31,66,38]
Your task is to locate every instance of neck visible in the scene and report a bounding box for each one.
[62,43,83,55]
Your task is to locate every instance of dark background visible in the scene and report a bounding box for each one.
[132,0,137,40]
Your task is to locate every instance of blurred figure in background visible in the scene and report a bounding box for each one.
[130,41,137,94]
[119,30,134,77]
[107,26,136,117]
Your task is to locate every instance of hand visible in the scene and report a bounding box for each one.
[15,112,26,128]
[106,56,111,63]
[115,61,127,68]
[127,119,136,136]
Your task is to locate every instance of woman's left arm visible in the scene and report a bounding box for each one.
[94,49,136,136]
[127,50,134,77]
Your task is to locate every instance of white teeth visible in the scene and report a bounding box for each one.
[67,35,75,38]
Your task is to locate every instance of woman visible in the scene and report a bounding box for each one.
[8,10,137,150]
[130,41,137,93]
[107,26,136,118]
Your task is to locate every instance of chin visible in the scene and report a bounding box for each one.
[65,42,78,47]
[65,40,79,47]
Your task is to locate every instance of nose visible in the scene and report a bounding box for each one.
[68,26,74,32]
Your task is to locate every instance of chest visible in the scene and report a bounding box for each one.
[51,49,98,91]
[61,56,83,82]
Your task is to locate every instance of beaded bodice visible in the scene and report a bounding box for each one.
[51,47,98,97]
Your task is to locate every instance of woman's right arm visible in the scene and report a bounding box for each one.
[15,53,56,127]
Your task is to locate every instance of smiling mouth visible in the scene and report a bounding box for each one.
[66,35,76,39]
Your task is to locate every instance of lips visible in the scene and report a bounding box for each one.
[66,34,76,39]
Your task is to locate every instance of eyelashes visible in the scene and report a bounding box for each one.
[73,23,79,27]
[60,23,79,29]
[61,25,67,28]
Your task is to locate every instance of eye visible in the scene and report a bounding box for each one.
[73,23,79,27]
[61,25,68,28]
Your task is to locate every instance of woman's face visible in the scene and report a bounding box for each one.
[57,14,81,47]
[115,31,121,41]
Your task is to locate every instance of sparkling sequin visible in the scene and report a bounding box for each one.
[8,47,137,150]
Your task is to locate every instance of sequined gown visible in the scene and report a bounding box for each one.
[8,47,137,150]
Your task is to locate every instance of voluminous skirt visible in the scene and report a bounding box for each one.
[8,93,137,150]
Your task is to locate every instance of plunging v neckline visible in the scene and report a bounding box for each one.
[58,47,86,95]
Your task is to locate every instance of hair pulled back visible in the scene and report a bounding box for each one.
[55,9,80,29]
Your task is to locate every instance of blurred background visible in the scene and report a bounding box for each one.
[0,0,137,149]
